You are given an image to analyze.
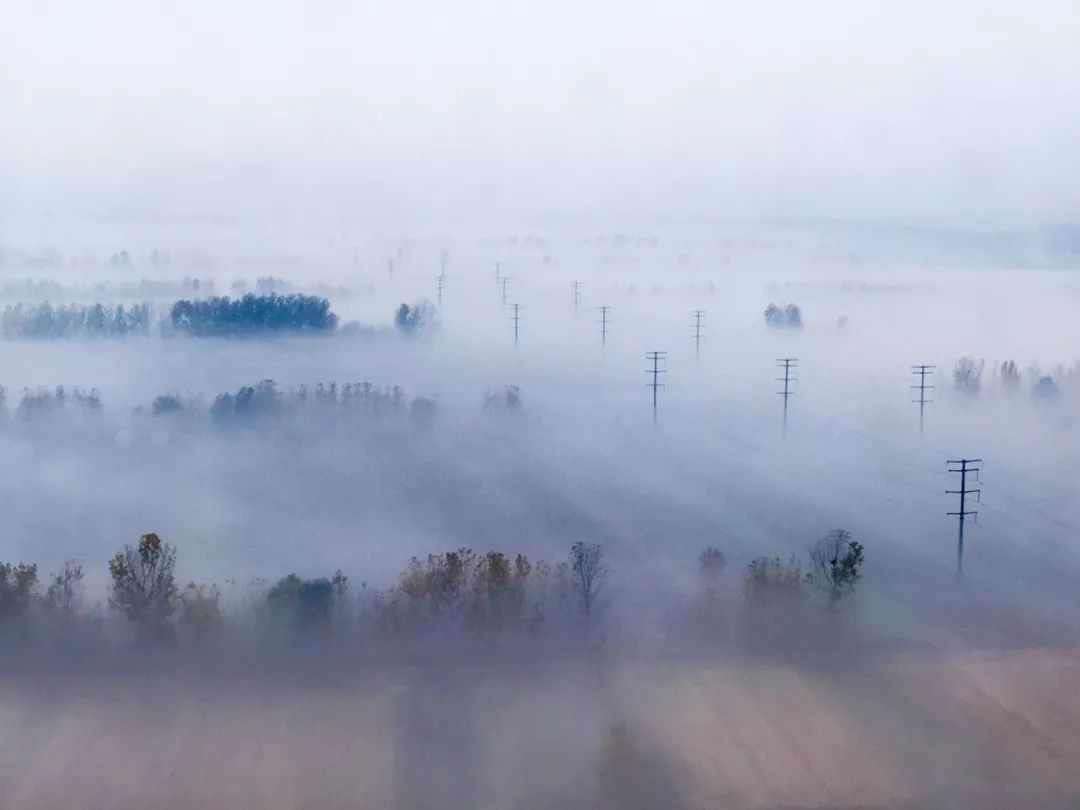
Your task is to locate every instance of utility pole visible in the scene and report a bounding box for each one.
[912,365,935,433]
[692,310,706,359]
[572,281,582,314]
[776,358,798,431]
[646,351,667,427]
[387,258,395,280]
[500,276,510,306]
[435,274,445,306]
[597,305,611,348]
[947,458,982,575]
[510,303,521,346]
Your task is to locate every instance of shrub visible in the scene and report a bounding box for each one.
[394,300,436,335]
[152,394,184,415]
[764,303,803,329]
[179,583,223,637]
[267,573,337,628]
[410,396,437,426]
[0,563,38,619]
[743,556,806,609]
[1033,375,1060,398]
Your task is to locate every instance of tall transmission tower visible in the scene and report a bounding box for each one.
[510,303,522,346]
[572,281,582,313]
[500,276,510,306]
[692,310,706,359]
[353,246,360,266]
[911,365,935,433]
[435,274,445,306]
[776,358,798,430]
[646,351,667,427]
[947,458,982,574]
[597,306,611,348]
[439,251,449,279]
[387,258,395,280]
[494,261,501,286]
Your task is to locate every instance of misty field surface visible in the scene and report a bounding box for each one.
[4,649,1080,809]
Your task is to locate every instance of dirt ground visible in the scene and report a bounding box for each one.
[2,648,1080,809]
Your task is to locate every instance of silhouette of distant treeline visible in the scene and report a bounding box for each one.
[0,385,103,421]
[169,293,338,336]
[1,294,343,338]
[1,302,154,338]
[0,527,866,663]
[0,379,519,428]
[202,379,416,422]
[0,277,213,301]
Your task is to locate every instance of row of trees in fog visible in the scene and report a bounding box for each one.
[954,356,1076,397]
[169,292,339,335]
[0,276,213,301]
[0,294,342,338]
[1,302,154,338]
[0,529,865,654]
[0,379,526,426]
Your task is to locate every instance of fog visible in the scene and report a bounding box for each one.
[5,0,1080,226]
[4,3,1080,807]
[0,235,1078,805]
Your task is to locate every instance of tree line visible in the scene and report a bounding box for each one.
[0,294,344,339]
[0,379,524,428]
[1,302,154,338]
[0,277,213,301]
[168,293,339,336]
[954,356,1077,398]
[0,529,864,658]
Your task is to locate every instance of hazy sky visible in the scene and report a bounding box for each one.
[3,0,1080,226]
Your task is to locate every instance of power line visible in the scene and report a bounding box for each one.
[646,351,667,427]
[692,310,706,359]
[947,458,982,575]
[911,365,935,433]
[572,281,582,313]
[510,303,522,346]
[776,358,798,431]
[597,305,611,348]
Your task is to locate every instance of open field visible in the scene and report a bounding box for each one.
[4,647,1080,809]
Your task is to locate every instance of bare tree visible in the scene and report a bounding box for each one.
[44,559,84,617]
[808,529,864,602]
[954,356,984,394]
[1000,360,1021,390]
[567,542,609,626]
[108,532,177,636]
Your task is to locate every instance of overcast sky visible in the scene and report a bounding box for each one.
[3,0,1079,227]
